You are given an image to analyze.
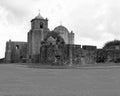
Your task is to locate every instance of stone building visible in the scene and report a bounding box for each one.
[5,40,27,63]
[6,12,120,64]
[5,12,78,64]
[4,12,101,65]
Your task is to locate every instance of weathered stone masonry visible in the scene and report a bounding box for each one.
[5,12,98,64]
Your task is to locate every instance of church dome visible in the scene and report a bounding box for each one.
[54,25,69,34]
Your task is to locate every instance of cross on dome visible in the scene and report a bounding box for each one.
[35,10,44,19]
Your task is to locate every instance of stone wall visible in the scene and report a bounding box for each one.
[40,44,70,65]
[81,50,96,64]
[5,41,27,63]
[40,44,97,65]
[81,45,97,64]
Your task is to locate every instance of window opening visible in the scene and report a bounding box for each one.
[40,22,43,28]
[16,45,19,50]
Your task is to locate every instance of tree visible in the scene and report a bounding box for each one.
[103,40,120,49]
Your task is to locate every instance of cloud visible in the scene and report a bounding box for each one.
[0,0,120,58]
[0,0,34,24]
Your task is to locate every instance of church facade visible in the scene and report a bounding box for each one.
[5,12,81,64]
[4,12,120,65]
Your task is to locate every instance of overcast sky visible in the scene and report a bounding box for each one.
[0,0,120,58]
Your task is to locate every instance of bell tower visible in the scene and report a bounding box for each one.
[31,12,48,31]
[27,11,49,63]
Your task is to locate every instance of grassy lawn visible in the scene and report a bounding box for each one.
[0,64,120,96]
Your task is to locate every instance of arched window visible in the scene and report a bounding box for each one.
[40,22,43,28]
[16,45,19,50]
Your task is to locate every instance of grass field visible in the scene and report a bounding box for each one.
[0,64,120,96]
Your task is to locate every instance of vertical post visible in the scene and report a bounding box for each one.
[69,44,73,66]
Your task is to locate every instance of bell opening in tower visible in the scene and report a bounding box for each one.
[40,22,43,28]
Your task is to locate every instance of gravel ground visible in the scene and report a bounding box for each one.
[0,63,120,96]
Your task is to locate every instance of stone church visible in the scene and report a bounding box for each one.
[4,12,120,65]
[5,12,79,64]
